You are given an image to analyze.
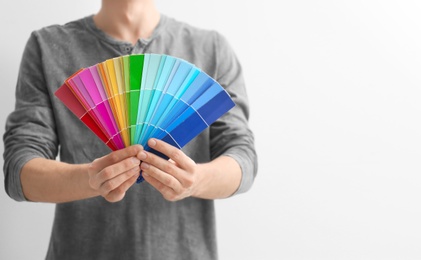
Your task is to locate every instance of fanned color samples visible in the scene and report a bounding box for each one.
[55,54,235,181]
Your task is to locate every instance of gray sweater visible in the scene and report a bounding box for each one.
[3,14,257,260]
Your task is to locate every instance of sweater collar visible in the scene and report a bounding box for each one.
[83,14,167,48]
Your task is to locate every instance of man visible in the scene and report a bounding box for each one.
[3,0,257,259]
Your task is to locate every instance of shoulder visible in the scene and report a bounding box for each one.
[21,15,103,87]
[157,15,235,72]
[161,15,217,37]
[31,16,89,41]
[161,15,233,49]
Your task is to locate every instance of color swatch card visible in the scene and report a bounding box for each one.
[55,54,235,181]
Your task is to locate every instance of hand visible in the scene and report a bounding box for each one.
[88,145,143,202]
[139,139,198,201]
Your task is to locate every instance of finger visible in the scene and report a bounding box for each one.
[99,165,140,196]
[142,166,179,201]
[104,172,139,203]
[147,139,195,171]
[141,162,182,194]
[140,149,194,188]
[91,157,140,189]
[91,145,143,172]
[140,150,192,187]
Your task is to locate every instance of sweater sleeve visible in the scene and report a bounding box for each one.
[209,32,258,195]
[3,32,59,201]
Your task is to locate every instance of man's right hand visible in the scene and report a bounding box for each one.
[88,145,143,202]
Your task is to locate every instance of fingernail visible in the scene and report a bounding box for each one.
[138,151,147,160]
[141,162,150,169]
[149,139,156,147]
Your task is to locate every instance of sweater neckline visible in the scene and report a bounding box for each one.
[82,14,167,48]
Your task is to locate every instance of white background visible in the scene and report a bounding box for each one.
[1,0,420,259]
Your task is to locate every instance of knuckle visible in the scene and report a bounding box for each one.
[108,153,119,163]
[170,149,183,161]
[163,163,175,175]
[124,157,137,169]
[131,144,142,154]
[131,166,140,175]
[162,177,173,187]
[89,160,99,172]
[164,193,177,202]
[113,185,125,195]
[102,180,116,192]
[184,176,194,187]
[122,159,131,169]
[101,167,114,179]
[106,188,126,203]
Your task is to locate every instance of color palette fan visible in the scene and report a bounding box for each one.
[55,53,235,170]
